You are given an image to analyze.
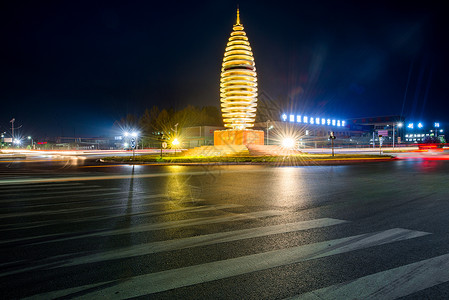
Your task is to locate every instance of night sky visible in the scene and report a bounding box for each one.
[1,0,448,137]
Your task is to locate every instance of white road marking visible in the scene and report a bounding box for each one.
[0,193,169,218]
[0,195,207,230]
[0,210,282,245]
[0,190,152,203]
[0,182,85,190]
[0,187,121,199]
[56,218,348,268]
[291,252,449,300]
[28,228,430,299]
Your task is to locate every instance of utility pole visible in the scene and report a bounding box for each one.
[10,118,15,140]
[393,124,395,149]
[330,131,336,157]
[379,135,383,155]
[266,120,270,145]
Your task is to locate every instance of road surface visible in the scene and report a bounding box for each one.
[1,154,449,299]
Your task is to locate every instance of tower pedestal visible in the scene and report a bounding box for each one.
[214,130,264,146]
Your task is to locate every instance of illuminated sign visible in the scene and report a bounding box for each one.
[281,113,345,127]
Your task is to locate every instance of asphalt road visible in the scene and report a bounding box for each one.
[1,156,449,299]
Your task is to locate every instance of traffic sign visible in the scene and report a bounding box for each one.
[378,130,388,136]
[162,142,168,149]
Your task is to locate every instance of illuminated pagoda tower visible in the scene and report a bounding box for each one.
[214,8,264,146]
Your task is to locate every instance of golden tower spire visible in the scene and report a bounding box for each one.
[236,6,240,25]
[220,9,258,130]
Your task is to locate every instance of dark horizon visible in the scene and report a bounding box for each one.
[1,0,448,137]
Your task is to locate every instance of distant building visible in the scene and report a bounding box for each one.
[183,126,224,148]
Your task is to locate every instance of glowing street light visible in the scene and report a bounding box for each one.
[27,136,34,149]
[281,137,296,149]
[172,138,180,155]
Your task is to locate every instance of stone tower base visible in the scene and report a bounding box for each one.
[214,129,264,146]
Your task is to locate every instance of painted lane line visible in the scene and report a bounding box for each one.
[0,193,171,218]
[0,182,85,190]
[56,218,348,268]
[0,193,167,213]
[0,210,282,245]
[0,196,206,231]
[27,228,430,299]
[0,187,121,198]
[0,190,154,203]
[291,252,449,300]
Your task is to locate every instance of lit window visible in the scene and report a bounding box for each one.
[306,130,309,135]
[342,121,346,127]
[332,120,336,126]
[337,120,341,127]
[327,119,331,125]
[304,116,308,123]
[297,115,301,122]
[310,118,314,124]
[290,115,294,122]
[316,118,320,124]
[282,114,287,121]
[408,123,413,129]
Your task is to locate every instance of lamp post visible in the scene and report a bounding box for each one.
[131,131,138,160]
[435,122,440,138]
[10,118,15,141]
[395,122,403,148]
[266,120,270,145]
[172,138,180,155]
[266,120,273,145]
[27,136,34,149]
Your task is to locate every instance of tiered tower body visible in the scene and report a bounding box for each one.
[214,9,264,146]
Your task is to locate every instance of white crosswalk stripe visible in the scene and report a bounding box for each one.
[54,218,347,268]
[290,252,449,300]
[26,228,430,299]
[0,218,346,277]
[0,210,283,245]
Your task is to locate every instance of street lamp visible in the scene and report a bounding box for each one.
[266,120,274,145]
[281,137,295,149]
[392,122,404,149]
[130,132,139,160]
[172,138,180,155]
[435,122,440,137]
[27,136,34,149]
